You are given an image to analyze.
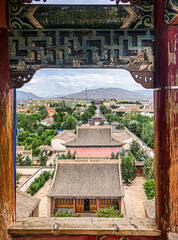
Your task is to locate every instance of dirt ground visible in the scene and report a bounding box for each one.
[34,178,52,217]
[124,176,147,218]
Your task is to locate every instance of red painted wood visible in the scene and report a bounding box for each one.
[0,28,15,239]
[68,148,121,156]
[97,199,99,210]
[154,0,178,235]
[136,166,143,175]
[73,198,76,215]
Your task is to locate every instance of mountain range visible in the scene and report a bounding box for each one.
[17,88,153,100]
[62,88,153,100]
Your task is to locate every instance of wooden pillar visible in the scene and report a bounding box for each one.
[0,0,15,239]
[154,0,178,236]
[73,198,76,215]
[97,199,99,210]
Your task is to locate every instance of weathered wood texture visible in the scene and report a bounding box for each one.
[10,236,159,240]
[154,0,178,235]
[8,217,161,237]
[0,1,15,239]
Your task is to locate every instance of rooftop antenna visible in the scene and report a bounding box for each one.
[86,88,88,101]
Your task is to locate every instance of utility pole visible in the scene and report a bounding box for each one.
[85,88,88,101]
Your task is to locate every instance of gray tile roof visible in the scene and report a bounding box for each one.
[65,126,124,147]
[16,189,40,217]
[47,162,124,198]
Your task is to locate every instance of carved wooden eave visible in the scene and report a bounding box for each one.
[130,71,154,89]
[10,72,34,88]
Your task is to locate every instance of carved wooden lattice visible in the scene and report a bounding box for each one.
[8,2,155,89]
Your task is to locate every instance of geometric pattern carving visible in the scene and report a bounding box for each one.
[9,29,155,75]
[164,0,178,24]
[130,71,154,88]
[8,4,154,30]
[10,72,34,88]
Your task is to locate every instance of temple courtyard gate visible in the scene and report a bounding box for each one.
[0,0,177,239]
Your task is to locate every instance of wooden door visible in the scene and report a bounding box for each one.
[90,199,97,212]
[76,198,84,213]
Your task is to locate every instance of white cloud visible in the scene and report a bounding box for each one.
[20,69,145,97]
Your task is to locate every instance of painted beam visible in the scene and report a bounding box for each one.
[8,4,154,29]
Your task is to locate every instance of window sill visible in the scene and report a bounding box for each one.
[8,217,161,237]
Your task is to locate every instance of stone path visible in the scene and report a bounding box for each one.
[46,153,56,166]
[34,178,52,217]
[124,176,147,218]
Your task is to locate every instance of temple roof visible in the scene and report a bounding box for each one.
[47,162,124,198]
[64,126,124,147]
[16,189,40,217]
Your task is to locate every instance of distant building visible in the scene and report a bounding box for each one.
[27,99,79,107]
[47,159,124,216]
[88,115,104,126]
[64,126,124,156]
[51,130,76,153]
[16,189,40,217]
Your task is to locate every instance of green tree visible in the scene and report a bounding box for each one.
[17,131,29,142]
[81,110,92,123]
[66,150,72,159]
[100,105,107,114]
[110,152,115,159]
[120,148,126,158]
[143,179,155,200]
[23,155,32,166]
[37,126,43,136]
[116,122,125,130]
[32,139,39,149]
[128,120,139,134]
[38,152,47,166]
[38,106,48,120]
[143,157,155,180]
[16,153,24,166]
[121,155,136,184]
[130,140,140,156]
[62,115,77,130]
[105,113,116,124]
[72,111,81,121]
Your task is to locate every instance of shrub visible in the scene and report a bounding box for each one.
[95,207,123,218]
[143,179,155,200]
[52,210,81,217]
[27,171,51,196]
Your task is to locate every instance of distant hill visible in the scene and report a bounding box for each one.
[17,91,42,99]
[62,88,152,100]
[135,89,153,98]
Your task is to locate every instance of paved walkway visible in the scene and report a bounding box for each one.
[124,176,147,218]
[34,178,52,217]
[46,153,56,166]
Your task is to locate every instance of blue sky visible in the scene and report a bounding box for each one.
[21,0,142,97]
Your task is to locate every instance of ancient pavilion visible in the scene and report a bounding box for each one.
[64,126,124,156]
[47,159,124,216]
